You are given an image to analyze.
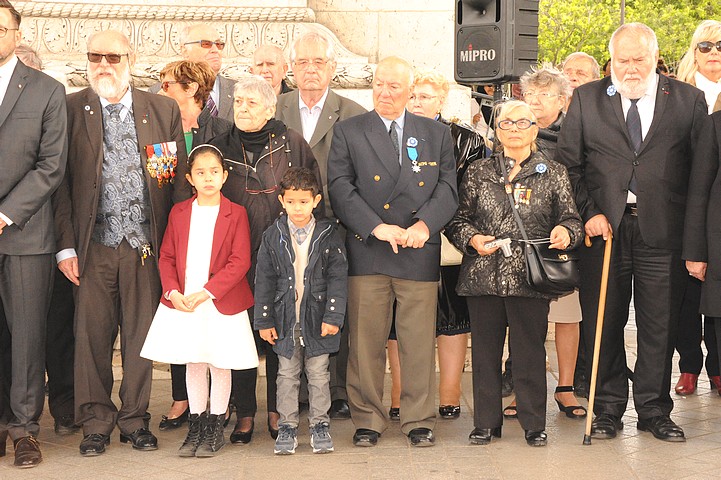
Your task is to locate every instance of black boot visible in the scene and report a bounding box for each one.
[178,413,204,457]
[196,413,226,457]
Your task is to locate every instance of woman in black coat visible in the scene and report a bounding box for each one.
[446,100,583,447]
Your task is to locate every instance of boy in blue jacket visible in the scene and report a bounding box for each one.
[254,167,347,455]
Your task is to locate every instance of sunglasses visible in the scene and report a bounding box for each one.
[184,40,226,50]
[161,80,190,92]
[697,41,721,54]
[87,52,128,64]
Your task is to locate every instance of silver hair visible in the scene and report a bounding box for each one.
[179,24,221,46]
[233,75,277,110]
[562,52,600,79]
[608,22,659,58]
[520,63,572,99]
[289,32,336,63]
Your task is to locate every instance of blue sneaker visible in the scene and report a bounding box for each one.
[310,422,334,453]
[274,424,298,455]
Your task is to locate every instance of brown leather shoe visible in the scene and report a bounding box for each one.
[674,373,699,395]
[13,436,42,468]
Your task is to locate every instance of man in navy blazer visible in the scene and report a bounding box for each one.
[0,0,67,467]
[556,23,707,443]
[328,56,457,447]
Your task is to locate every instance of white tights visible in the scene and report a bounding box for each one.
[186,363,231,415]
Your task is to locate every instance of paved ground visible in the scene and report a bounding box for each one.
[2,329,721,480]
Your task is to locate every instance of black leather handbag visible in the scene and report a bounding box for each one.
[498,156,580,296]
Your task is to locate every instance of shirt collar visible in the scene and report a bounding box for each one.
[287,214,316,243]
[377,109,406,131]
[0,55,18,80]
[299,87,329,113]
[99,85,133,112]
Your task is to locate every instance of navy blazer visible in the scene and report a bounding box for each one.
[328,110,458,282]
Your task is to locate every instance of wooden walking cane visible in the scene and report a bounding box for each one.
[583,234,613,445]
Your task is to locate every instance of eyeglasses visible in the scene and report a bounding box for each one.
[161,80,190,92]
[184,40,226,50]
[0,27,18,38]
[294,59,329,70]
[697,41,721,54]
[497,118,536,130]
[409,94,438,103]
[522,92,561,100]
[87,52,129,64]
[241,142,278,195]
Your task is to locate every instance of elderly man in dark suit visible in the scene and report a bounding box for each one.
[149,24,235,122]
[276,32,365,420]
[0,0,67,467]
[251,44,292,96]
[328,56,457,447]
[54,29,189,456]
[556,23,707,443]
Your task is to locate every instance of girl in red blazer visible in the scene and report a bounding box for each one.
[141,145,258,457]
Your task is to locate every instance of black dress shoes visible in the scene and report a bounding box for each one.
[524,430,547,447]
[230,417,254,444]
[408,427,435,447]
[119,427,158,451]
[388,407,400,421]
[637,415,685,442]
[158,407,189,431]
[329,399,351,420]
[469,426,502,445]
[13,436,42,468]
[591,413,623,439]
[439,405,461,419]
[352,428,380,447]
[54,415,80,436]
[79,433,110,456]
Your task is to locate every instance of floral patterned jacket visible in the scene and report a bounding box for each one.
[445,151,584,300]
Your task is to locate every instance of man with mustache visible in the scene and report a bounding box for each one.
[0,0,67,467]
[557,23,707,443]
[54,29,189,456]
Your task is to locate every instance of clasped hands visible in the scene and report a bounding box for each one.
[169,290,210,312]
[372,220,430,254]
[469,225,571,256]
[260,323,339,345]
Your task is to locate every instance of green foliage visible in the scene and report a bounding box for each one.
[538,0,721,69]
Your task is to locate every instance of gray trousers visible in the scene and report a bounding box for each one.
[0,253,53,440]
[277,325,331,428]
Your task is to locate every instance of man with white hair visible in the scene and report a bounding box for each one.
[562,51,600,91]
[55,29,189,456]
[557,23,707,443]
[251,44,292,95]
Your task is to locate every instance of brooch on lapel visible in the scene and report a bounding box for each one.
[407,137,420,173]
[145,141,178,188]
[535,163,547,174]
[606,85,617,96]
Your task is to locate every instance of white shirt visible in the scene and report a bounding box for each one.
[57,86,134,263]
[0,55,20,227]
[378,110,406,165]
[620,74,658,204]
[694,71,721,114]
[299,88,329,143]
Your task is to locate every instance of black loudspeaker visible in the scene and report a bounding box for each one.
[454,0,539,83]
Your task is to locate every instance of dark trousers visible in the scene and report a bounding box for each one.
[675,278,719,376]
[47,272,76,419]
[581,214,684,420]
[468,295,549,431]
[0,253,53,439]
[74,240,159,435]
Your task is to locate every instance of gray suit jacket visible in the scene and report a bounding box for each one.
[148,74,236,123]
[0,60,68,255]
[328,110,458,281]
[276,89,366,214]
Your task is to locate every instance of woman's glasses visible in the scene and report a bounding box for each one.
[497,118,536,130]
[697,41,721,54]
[241,142,278,195]
[161,81,190,92]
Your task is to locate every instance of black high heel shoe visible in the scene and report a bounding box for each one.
[553,386,587,419]
[158,406,189,431]
[267,412,279,440]
[389,407,400,421]
[229,417,254,444]
[439,405,461,419]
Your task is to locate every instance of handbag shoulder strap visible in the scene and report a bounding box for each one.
[497,155,529,242]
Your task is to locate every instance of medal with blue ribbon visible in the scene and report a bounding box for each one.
[407,137,420,173]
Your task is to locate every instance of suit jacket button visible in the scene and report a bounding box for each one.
[418,181,425,187]
[374,175,380,181]
[633,160,639,166]
[383,203,390,210]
